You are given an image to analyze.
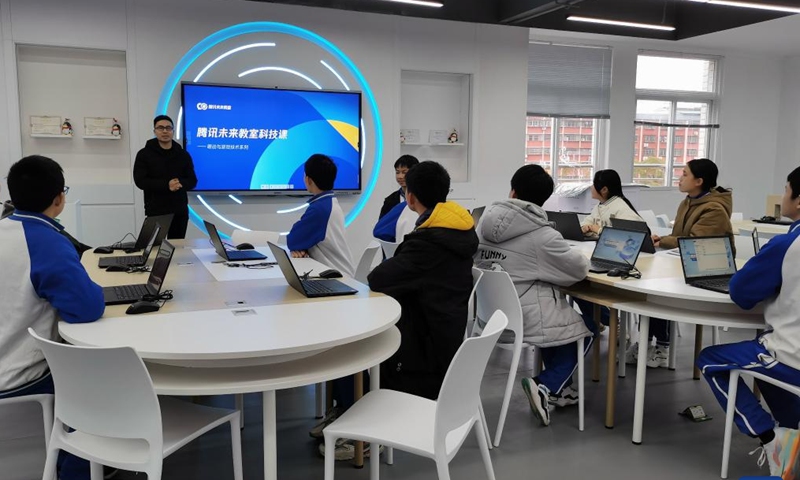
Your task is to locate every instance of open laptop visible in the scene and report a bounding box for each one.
[267,242,358,298]
[752,227,761,255]
[611,218,656,254]
[112,214,173,251]
[546,211,597,242]
[103,240,175,305]
[98,225,160,268]
[204,220,267,261]
[471,206,485,226]
[678,236,738,294]
[588,227,648,274]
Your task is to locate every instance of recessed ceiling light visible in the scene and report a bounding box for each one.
[567,16,676,31]
[687,0,800,14]
[376,0,444,7]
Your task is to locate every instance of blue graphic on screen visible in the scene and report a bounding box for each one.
[679,237,736,279]
[182,83,361,192]
[592,228,647,265]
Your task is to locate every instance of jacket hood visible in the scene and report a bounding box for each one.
[419,201,474,231]
[145,138,184,155]
[480,199,550,243]
[413,201,477,259]
[688,187,733,216]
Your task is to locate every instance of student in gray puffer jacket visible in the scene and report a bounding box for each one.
[474,165,594,427]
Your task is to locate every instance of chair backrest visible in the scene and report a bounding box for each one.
[730,212,744,222]
[639,210,660,230]
[230,229,280,246]
[465,267,484,339]
[733,234,756,260]
[354,244,381,283]
[655,214,671,229]
[28,329,163,447]
[435,310,508,450]
[475,269,524,339]
[376,239,399,259]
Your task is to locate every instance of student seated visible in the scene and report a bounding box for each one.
[697,166,800,478]
[379,154,419,219]
[628,158,735,368]
[368,161,478,400]
[0,155,105,480]
[475,165,592,425]
[287,154,355,277]
[373,161,419,243]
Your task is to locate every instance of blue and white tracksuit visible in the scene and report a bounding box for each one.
[287,191,355,277]
[372,201,418,243]
[697,220,800,436]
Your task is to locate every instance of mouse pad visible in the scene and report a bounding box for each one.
[192,248,283,282]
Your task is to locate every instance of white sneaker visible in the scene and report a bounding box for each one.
[521,377,551,426]
[753,426,800,476]
[625,342,643,365]
[646,345,669,369]
[548,385,579,407]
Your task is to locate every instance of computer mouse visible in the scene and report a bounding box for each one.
[235,242,255,250]
[607,269,624,277]
[105,265,129,272]
[126,301,160,315]
[93,246,114,254]
[318,268,343,279]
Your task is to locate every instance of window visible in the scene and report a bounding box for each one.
[524,115,603,183]
[633,52,720,187]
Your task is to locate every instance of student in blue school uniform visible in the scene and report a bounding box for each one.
[378,155,419,219]
[287,154,355,277]
[697,166,800,478]
[0,155,106,480]
[373,158,419,243]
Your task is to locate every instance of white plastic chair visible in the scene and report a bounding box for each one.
[475,269,586,446]
[355,244,381,283]
[29,329,243,480]
[721,370,800,478]
[730,212,744,222]
[0,393,53,448]
[230,229,280,247]
[639,210,660,230]
[376,239,399,259]
[655,214,671,229]
[322,310,507,480]
[465,267,484,340]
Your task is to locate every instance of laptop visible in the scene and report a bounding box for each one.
[471,206,486,226]
[611,218,656,254]
[267,242,358,298]
[204,220,267,261]
[678,236,738,294]
[98,225,160,268]
[103,240,175,305]
[752,227,761,255]
[112,214,174,251]
[546,211,597,242]
[588,227,648,274]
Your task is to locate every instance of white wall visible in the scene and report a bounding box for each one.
[775,55,800,198]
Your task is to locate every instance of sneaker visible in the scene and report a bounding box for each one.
[318,440,385,461]
[521,377,550,426]
[646,345,669,369]
[753,427,800,477]
[625,342,641,365]
[309,406,343,439]
[548,385,579,407]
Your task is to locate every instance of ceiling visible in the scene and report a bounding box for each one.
[246,0,795,40]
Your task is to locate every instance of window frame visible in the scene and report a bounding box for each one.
[524,115,606,184]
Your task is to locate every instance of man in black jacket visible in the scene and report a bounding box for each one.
[368,161,478,399]
[378,155,419,219]
[133,115,197,239]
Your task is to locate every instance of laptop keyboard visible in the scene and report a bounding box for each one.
[590,260,624,272]
[302,280,336,295]
[109,256,143,266]
[693,278,730,290]
[112,284,150,301]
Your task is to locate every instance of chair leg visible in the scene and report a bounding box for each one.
[721,371,740,479]
[370,441,380,480]
[475,416,497,480]
[694,325,703,380]
[478,400,492,450]
[146,465,163,480]
[435,457,452,480]
[386,447,394,465]
[39,397,54,449]
[90,461,103,480]
[712,326,720,346]
[324,435,337,480]
[493,343,521,446]
[592,304,601,382]
[577,339,585,432]
[230,416,244,480]
[41,447,58,480]
[532,346,542,377]
[315,383,324,419]
[669,322,678,371]
[235,394,245,429]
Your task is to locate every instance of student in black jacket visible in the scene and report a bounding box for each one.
[379,155,419,219]
[368,161,478,399]
[133,115,197,239]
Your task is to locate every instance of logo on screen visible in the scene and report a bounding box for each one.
[197,102,208,110]
[196,102,231,111]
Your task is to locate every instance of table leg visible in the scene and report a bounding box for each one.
[315,383,324,419]
[263,390,277,480]
[694,325,703,380]
[592,304,601,382]
[668,322,678,371]
[605,308,618,429]
[354,371,364,469]
[618,312,627,379]
[632,316,650,445]
[369,365,381,478]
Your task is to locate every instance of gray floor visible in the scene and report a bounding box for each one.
[2,326,771,479]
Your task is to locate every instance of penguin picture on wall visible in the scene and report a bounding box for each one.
[448,129,458,144]
[61,119,73,136]
[112,119,121,137]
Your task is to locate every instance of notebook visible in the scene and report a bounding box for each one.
[610,218,656,254]
[678,236,737,294]
[546,211,597,242]
[267,242,357,298]
[111,214,174,251]
[588,227,648,274]
[102,240,175,305]
[98,225,160,268]
[204,220,267,261]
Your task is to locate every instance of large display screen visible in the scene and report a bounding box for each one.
[181,83,362,193]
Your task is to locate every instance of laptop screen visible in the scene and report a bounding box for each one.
[147,240,175,293]
[267,242,306,295]
[471,207,485,226]
[751,228,761,255]
[591,227,647,266]
[203,220,229,259]
[141,224,161,260]
[678,237,737,280]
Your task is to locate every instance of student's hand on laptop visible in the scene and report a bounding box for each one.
[291,250,309,258]
[651,234,661,247]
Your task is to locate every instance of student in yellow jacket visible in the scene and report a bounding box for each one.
[629,158,734,368]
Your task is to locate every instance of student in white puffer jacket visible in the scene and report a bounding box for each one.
[580,169,643,235]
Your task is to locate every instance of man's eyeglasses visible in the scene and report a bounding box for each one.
[154,126,174,132]
[63,186,70,195]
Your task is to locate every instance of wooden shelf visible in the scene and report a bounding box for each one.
[83,135,122,140]
[31,133,72,138]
